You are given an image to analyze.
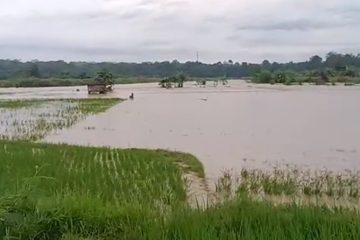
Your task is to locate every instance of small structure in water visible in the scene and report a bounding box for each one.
[87,72,114,94]
[87,83,109,94]
[196,80,207,87]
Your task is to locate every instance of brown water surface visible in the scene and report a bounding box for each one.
[17,81,358,180]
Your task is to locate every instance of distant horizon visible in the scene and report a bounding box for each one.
[1,51,359,65]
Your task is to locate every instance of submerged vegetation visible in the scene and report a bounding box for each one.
[216,167,360,209]
[0,98,120,140]
[0,100,43,109]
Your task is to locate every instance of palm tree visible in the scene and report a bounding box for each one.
[96,71,114,86]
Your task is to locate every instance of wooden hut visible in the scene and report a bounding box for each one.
[87,83,108,94]
[87,77,113,94]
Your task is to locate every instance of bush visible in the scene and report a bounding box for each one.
[252,71,273,83]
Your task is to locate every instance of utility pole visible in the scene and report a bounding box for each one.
[196,51,199,63]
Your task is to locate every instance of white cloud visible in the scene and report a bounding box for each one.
[0,0,359,63]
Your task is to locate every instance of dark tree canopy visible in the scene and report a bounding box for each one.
[0,52,359,82]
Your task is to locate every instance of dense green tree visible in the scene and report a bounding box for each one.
[96,71,114,85]
[28,63,40,78]
[309,55,323,69]
[0,52,359,85]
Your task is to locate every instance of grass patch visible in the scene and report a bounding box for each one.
[1,141,360,239]
[0,140,197,239]
[166,197,360,240]
[155,150,205,178]
[73,98,121,114]
[0,99,43,108]
[0,141,187,205]
[0,98,122,110]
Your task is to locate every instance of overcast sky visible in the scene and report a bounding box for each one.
[0,0,359,63]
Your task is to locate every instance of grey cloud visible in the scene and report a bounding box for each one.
[39,8,149,22]
[236,19,347,32]
[203,15,229,24]
[138,0,188,7]
[140,40,174,48]
[138,0,156,6]
[1,0,360,63]
[161,0,188,7]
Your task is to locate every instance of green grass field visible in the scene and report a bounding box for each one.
[0,98,121,112]
[0,140,202,239]
[1,141,360,239]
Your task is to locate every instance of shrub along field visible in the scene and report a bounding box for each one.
[251,69,360,86]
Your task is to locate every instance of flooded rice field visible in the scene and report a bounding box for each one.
[0,85,119,100]
[0,101,82,140]
[1,81,360,180]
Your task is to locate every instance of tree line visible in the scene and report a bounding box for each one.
[0,52,359,83]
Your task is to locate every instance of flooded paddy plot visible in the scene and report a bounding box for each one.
[44,81,360,181]
[0,98,120,140]
[215,166,360,210]
[2,83,360,238]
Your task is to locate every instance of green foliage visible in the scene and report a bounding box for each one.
[252,70,273,83]
[0,52,359,87]
[275,72,286,84]
[159,74,188,88]
[252,71,301,85]
[95,71,114,85]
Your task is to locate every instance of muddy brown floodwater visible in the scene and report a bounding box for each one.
[2,81,360,181]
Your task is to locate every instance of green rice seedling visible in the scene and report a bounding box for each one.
[0,140,200,238]
[0,141,196,208]
[1,141,360,239]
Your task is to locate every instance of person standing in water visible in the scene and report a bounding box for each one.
[129,93,134,100]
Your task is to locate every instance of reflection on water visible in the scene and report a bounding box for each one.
[2,81,360,179]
